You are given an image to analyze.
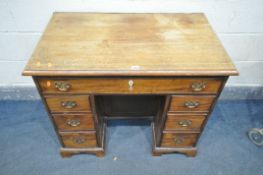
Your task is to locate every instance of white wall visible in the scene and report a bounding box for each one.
[0,0,263,87]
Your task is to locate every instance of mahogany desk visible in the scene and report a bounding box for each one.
[23,13,238,157]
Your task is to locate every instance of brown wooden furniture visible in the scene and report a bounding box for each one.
[22,12,238,158]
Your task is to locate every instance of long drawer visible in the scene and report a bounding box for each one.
[38,77,223,94]
[53,113,95,131]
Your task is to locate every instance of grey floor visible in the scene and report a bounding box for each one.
[0,99,263,175]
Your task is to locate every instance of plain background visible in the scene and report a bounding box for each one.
[0,0,263,87]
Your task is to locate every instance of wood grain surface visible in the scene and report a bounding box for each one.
[164,114,206,131]
[168,95,216,112]
[23,13,238,76]
[60,132,97,148]
[45,95,91,113]
[161,133,198,147]
[53,113,95,131]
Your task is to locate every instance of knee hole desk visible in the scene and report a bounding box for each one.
[22,13,238,158]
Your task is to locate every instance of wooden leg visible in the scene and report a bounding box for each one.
[60,151,73,158]
[96,151,105,157]
[152,151,162,156]
[61,150,105,158]
[184,150,197,157]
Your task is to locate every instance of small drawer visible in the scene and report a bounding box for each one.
[169,95,215,112]
[53,114,95,131]
[164,114,206,131]
[161,133,199,147]
[45,95,91,113]
[60,132,97,148]
[38,77,223,94]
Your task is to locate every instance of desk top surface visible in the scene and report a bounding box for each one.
[23,13,238,76]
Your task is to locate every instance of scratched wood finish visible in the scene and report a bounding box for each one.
[164,114,206,131]
[60,132,97,148]
[53,114,95,131]
[22,13,238,76]
[38,77,223,94]
[45,95,91,113]
[161,133,198,147]
[168,95,216,112]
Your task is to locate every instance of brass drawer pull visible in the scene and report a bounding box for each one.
[128,80,134,90]
[73,137,86,144]
[191,82,206,91]
[184,101,199,108]
[67,119,80,127]
[61,101,77,109]
[178,120,192,127]
[174,137,184,145]
[54,82,71,92]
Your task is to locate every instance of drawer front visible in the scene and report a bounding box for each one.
[161,133,198,147]
[45,95,91,113]
[38,78,223,94]
[164,114,206,131]
[60,132,97,148]
[169,95,215,112]
[53,114,95,131]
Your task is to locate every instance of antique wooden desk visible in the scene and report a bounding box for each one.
[23,13,238,158]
